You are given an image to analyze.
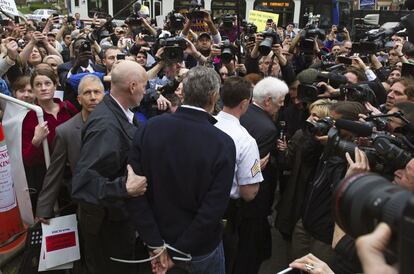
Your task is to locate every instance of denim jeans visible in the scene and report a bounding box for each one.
[168,242,225,274]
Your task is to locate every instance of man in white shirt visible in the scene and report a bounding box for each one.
[215,76,263,274]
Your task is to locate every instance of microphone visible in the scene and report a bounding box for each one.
[335,119,373,137]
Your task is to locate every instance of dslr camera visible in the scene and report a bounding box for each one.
[326,126,413,175]
[220,39,235,64]
[259,29,281,56]
[243,22,257,42]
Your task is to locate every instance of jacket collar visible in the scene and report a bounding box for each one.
[250,103,273,119]
[104,95,136,139]
[175,106,217,124]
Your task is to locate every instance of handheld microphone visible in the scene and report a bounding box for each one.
[335,119,374,137]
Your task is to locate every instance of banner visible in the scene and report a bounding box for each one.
[248,10,279,32]
[0,0,18,16]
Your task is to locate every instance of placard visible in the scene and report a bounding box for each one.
[248,10,280,32]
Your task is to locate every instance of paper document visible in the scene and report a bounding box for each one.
[38,214,80,271]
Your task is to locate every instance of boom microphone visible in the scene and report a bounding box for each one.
[335,119,374,137]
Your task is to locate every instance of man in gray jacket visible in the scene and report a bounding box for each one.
[35,75,105,221]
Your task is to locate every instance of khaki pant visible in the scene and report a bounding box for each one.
[290,219,335,265]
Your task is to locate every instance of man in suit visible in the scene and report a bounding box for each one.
[127,66,236,274]
[35,75,105,222]
[72,61,148,274]
[236,77,289,274]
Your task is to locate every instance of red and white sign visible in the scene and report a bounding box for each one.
[39,214,80,271]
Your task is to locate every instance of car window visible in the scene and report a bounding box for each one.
[34,10,41,15]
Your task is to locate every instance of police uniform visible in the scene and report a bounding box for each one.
[215,111,263,196]
[215,111,263,274]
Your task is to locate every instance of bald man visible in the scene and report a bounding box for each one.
[72,61,148,274]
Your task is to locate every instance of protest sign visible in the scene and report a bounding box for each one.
[248,10,279,32]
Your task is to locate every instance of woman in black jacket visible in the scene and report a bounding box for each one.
[275,99,336,241]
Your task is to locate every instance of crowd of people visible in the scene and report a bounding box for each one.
[0,5,413,274]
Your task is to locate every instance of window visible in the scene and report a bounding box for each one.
[155,2,162,17]
[113,0,130,19]
[87,0,109,18]
[75,0,79,7]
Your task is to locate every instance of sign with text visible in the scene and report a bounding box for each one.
[39,214,80,271]
[0,0,18,16]
[248,10,279,32]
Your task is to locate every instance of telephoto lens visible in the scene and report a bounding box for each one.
[334,173,412,247]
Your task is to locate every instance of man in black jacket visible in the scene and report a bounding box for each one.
[127,66,236,274]
[72,60,148,274]
[237,77,289,274]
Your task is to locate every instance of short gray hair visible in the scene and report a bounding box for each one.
[182,66,220,108]
[253,77,289,103]
[78,74,104,94]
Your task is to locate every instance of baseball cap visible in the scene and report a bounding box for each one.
[198,32,211,41]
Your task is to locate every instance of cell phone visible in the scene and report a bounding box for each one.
[117,53,126,60]
[0,20,9,26]
[14,16,19,24]
[337,56,352,65]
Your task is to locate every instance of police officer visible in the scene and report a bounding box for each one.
[215,76,263,274]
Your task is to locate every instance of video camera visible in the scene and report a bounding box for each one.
[356,13,414,54]
[304,117,335,136]
[167,12,185,33]
[259,29,281,56]
[297,72,348,102]
[222,14,234,29]
[158,36,187,63]
[338,83,376,103]
[187,2,209,21]
[325,123,413,175]
[334,172,414,274]
[299,24,325,54]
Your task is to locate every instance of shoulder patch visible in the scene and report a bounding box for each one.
[251,159,261,177]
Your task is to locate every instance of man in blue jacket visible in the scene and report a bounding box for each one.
[127,66,236,274]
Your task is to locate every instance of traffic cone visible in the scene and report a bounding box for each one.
[0,123,26,264]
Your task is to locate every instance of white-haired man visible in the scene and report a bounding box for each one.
[237,77,288,274]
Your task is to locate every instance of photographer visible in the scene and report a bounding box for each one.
[57,37,106,109]
[275,99,337,240]
[181,12,221,45]
[250,33,296,84]
[381,77,414,112]
[291,101,367,265]
[20,31,62,71]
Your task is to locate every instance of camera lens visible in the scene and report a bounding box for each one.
[259,36,273,56]
[334,173,411,240]
[221,47,233,64]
